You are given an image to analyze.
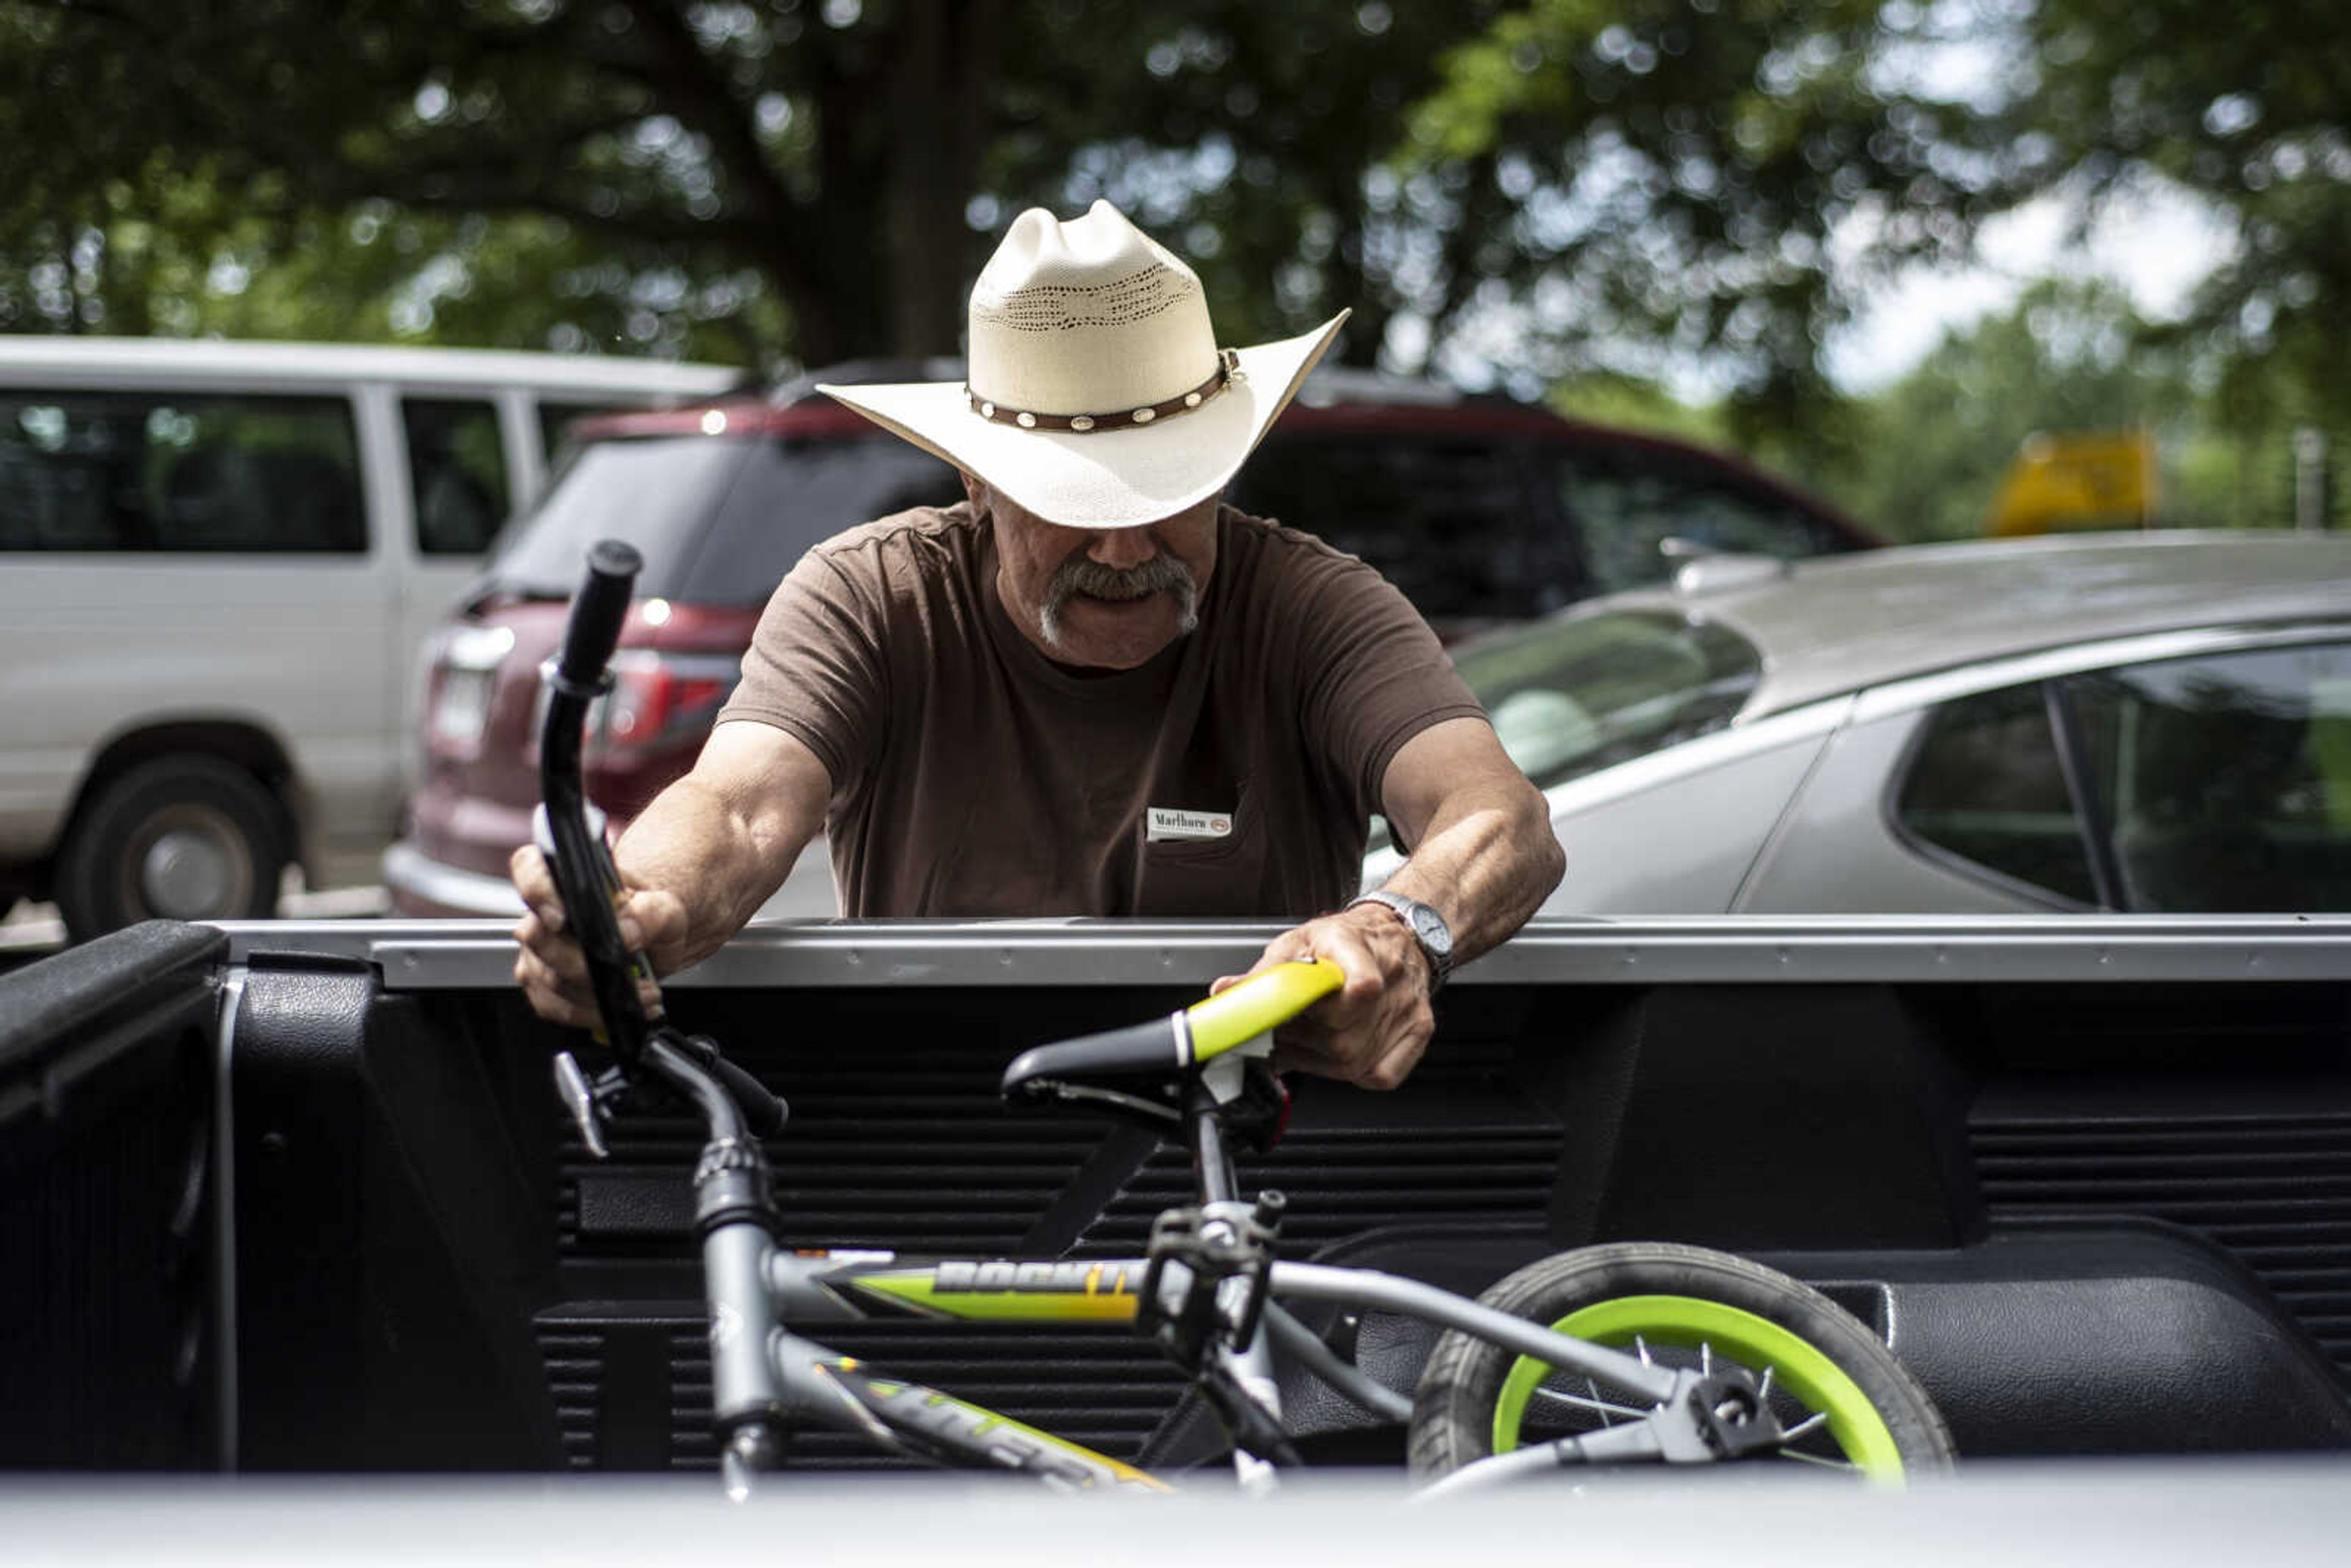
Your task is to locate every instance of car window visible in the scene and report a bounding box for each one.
[2071,643,2351,912]
[539,400,639,463]
[1451,609,1763,789]
[1232,432,1550,621]
[486,435,754,596]
[485,431,961,604]
[1551,445,1852,597]
[671,434,961,604]
[404,397,511,556]
[0,389,364,553]
[1895,683,2099,906]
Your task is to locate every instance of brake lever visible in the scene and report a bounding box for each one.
[553,1050,613,1159]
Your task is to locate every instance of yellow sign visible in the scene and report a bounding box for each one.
[1984,429,2159,537]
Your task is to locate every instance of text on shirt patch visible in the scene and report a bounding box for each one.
[1147,806,1234,842]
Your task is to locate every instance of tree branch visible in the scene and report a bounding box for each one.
[612,0,818,307]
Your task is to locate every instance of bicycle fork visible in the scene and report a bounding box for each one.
[1162,1068,1297,1491]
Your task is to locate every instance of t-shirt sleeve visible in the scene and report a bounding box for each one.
[1288,545,1489,827]
[714,547,888,801]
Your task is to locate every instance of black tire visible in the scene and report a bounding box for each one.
[53,755,288,939]
[1409,1242,1956,1482]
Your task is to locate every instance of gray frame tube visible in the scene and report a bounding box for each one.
[1270,1262,1683,1406]
[741,1256,1684,1434]
[1262,1304,1413,1425]
[704,1222,787,1430]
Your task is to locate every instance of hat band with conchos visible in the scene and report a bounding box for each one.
[819,200,1348,530]
[967,350,1242,433]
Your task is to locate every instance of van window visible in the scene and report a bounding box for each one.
[403,397,511,555]
[0,390,365,553]
[1551,446,1851,596]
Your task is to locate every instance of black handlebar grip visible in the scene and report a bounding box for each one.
[712,1057,788,1139]
[558,539,643,688]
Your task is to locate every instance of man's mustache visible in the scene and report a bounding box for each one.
[1038,550,1198,646]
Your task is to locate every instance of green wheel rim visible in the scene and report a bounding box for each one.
[1491,1293,1908,1481]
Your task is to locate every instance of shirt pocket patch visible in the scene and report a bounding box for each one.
[1133,783,1267,915]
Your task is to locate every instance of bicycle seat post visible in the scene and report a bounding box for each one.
[1184,1078,1242,1207]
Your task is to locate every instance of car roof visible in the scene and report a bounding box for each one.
[0,336,747,397]
[1588,531,2351,716]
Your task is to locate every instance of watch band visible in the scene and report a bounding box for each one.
[1348,890,1453,992]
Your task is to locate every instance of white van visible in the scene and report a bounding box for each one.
[0,337,741,937]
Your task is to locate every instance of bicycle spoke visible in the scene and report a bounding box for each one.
[1774,1446,1858,1472]
[1700,1341,1713,1376]
[1634,1335,1653,1368]
[1756,1365,1775,1405]
[1531,1384,1652,1423]
[1779,1410,1829,1442]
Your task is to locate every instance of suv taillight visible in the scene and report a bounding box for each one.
[584,649,744,764]
[424,623,519,760]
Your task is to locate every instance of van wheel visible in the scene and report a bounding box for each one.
[54,756,288,939]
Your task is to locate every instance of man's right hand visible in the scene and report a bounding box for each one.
[509,842,691,1029]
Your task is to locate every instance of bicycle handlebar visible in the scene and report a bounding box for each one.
[1185,959,1344,1059]
[557,538,641,689]
[538,541,784,1136]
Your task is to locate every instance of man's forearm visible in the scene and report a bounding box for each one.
[612,773,811,973]
[1376,784,1564,965]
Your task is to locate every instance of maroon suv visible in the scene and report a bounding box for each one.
[385,367,1873,918]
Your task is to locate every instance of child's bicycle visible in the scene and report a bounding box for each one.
[532,541,1956,1498]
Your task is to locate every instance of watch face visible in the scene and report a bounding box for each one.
[1408,901,1452,958]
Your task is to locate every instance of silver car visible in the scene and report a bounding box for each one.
[1366,532,2351,915]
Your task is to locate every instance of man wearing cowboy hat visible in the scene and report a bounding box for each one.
[511,201,1562,1090]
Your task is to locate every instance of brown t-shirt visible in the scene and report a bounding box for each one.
[715,501,1486,918]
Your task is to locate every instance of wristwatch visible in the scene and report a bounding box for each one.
[1348,890,1455,993]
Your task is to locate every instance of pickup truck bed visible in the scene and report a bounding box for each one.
[7,915,2350,1472]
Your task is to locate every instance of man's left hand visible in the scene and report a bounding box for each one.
[1216,902,1434,1090]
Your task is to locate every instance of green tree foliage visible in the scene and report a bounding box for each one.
[980,1,1514,365]
[2019,0,2351,430]
[1,0,2342,473]
[0,0,1503,369]
[1824,280,2191,541]
[1546,281,2319,543]
[1392,0,2030,432]
[0,0,1010,364]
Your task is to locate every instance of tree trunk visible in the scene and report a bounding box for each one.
[882,0,1002,358]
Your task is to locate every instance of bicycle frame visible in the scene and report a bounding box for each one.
[533,541,1774,1499]
[724,1241,1702,1476]
[691,1060,1708,1496]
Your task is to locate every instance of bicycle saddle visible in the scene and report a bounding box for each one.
[1000,959,1343,1128]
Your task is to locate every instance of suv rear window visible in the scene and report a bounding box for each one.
[1232,432,1547,621]
[672,435,961,602]
[1551,445,1860,597]
[488,432,959,603]
[1452,609,1764,789]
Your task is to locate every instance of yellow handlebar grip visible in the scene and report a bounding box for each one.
[1184,958,1346,1060]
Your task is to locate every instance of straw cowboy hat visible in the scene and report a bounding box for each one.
[821,200,1348,531]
